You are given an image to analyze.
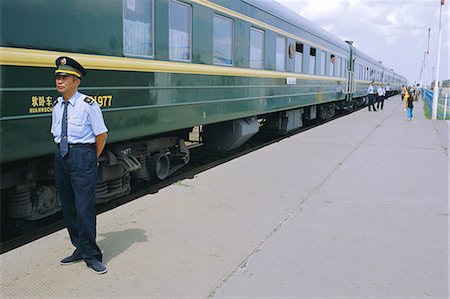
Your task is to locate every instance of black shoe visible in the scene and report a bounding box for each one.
[60,253,83,266]
[87,261,108,274]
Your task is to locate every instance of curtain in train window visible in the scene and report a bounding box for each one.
[123,0,153,57]
[169,0,191,61]
[250,27,264,69]
[276,36,286,71]
[213,14,234,65]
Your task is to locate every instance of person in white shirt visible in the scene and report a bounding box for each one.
[376,83,386,110]
[367,81,377,111]
[385,84,391,97]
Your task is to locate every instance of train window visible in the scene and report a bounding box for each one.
[123,0,154,57]
[309,47,316,74]
[294,42,303,73]
[330,54,335,76]
[336,57,341,77]
[169,0,192,61]
[320,51,325,75]
[213,14,234,65]
[276,35,286,71]
[250,27,264,69]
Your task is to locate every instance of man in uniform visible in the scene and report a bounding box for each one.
[367,81,377,111]
[377,83,386,110]
[51,56,108,274]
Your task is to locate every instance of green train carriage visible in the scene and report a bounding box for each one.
[0,0,406,225]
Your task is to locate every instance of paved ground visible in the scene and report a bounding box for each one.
[1,96,448,298]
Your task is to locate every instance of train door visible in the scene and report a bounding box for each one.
[344,41,355,106]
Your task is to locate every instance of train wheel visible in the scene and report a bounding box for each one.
[319,104,335,121]
[149,153,170,181]
[326,104,336,118]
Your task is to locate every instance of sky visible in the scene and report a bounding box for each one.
[274,0,449,85]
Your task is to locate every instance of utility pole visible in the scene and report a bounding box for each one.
[424,28,431,87]
[420,51,426,86]
[432,0,445,120]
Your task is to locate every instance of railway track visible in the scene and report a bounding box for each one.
[0,105,362,254]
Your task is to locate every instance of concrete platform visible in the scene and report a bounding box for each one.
[1,96,448,298]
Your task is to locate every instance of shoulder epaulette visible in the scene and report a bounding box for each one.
[84,97,95,105]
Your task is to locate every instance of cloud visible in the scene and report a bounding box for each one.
[274,0,449,83]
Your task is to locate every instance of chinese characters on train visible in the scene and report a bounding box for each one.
[28,95,113,113]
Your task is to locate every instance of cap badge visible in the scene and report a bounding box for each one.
[60,58,67,65]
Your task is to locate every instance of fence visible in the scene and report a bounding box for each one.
[421,88,450,120]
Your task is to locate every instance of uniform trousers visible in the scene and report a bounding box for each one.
[377,95,385,109]
[368,94,377,111]
[55,145,102,264]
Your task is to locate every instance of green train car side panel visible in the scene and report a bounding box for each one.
[1,65,345,115]
[1,91,341,164]
[1,64,345,163]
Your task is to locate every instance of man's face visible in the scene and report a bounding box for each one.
[55,75,79,97]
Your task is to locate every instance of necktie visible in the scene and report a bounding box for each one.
[59,101,69,157]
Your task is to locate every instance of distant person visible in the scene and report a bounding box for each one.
[410,85,416,102]
[385,84,391,97]
[406,90,414,120]
[415,84,421,101]
[51,56,108,274]
[367,81,377,111]
[400,85,406,101]
[376,83,386,110]
[403,88,410,112]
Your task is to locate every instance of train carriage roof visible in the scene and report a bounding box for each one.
[242,0,349,51]
[243,0,402,78]
[352,47,383,68]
